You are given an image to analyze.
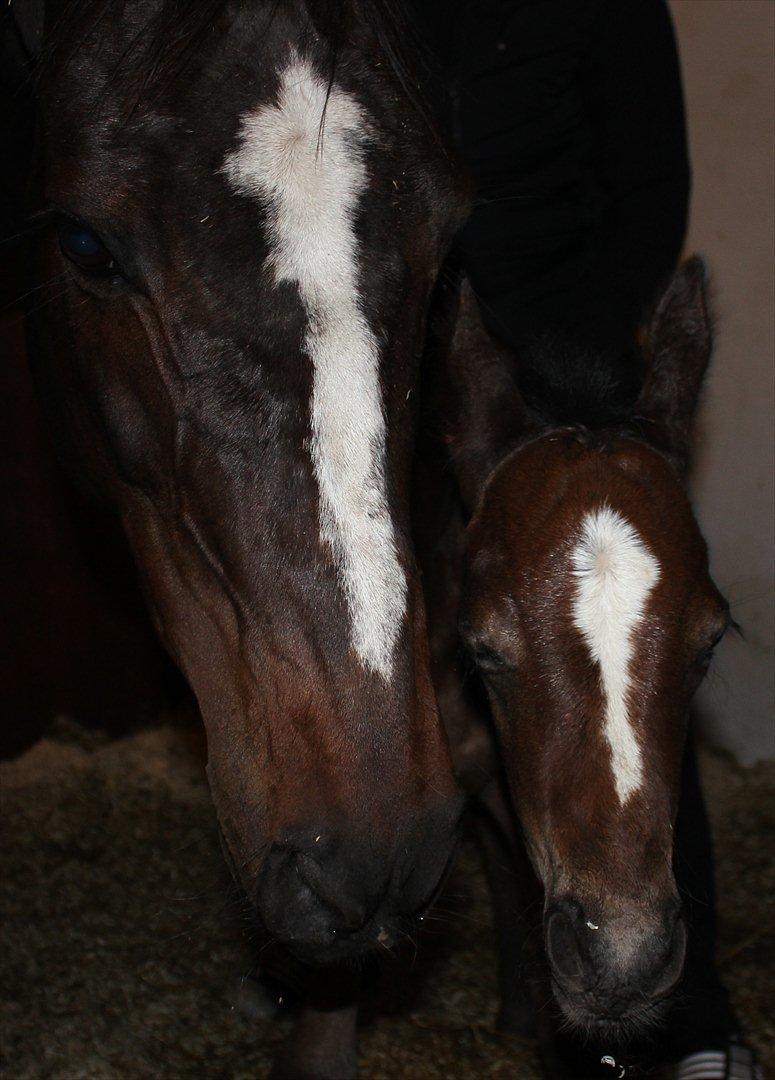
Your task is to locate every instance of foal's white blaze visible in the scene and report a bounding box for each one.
[570,506,660,804]
[223,57,406,679]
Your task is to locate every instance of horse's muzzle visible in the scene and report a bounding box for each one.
[254,820,459,963]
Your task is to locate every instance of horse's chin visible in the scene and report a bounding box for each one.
[551,979,670,1045]
[276,935,383,968]
[257,915,404,970]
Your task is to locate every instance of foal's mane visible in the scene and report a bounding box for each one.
[514,330,646,431]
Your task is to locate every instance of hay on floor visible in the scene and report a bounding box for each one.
[1,720,772,1079]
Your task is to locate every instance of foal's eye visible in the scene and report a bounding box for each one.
[694,644,715,670]
[694,625,729,669]
[57,220,121,280]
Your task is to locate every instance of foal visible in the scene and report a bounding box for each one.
[17,0,465,1073]
[419,260,731,1055]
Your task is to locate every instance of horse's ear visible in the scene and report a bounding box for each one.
[3,0,43,83]
[439,279,534,510]
[636,256,713,471]
[6,0,45,61]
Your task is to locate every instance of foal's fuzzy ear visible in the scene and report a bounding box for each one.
[442,280,533,510]
[636,256,714,471]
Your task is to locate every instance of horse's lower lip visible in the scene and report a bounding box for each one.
[277,931,384,967]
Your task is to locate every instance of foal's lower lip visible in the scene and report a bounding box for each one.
[550,980,665,1030]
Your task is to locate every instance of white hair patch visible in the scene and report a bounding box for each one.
[570,506,660,804]
[222,56,406,679]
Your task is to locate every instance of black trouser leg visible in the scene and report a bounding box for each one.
[474,803,538,1037]
[663,735,737,1059]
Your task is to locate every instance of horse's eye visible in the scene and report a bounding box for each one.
[469,642,513,674]
[57,220,121,279]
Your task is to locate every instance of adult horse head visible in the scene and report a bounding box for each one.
[437,261,730,1036]
[22,0,465,963]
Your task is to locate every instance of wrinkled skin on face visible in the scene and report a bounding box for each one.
[25,0,466,961]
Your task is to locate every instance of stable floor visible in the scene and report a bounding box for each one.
[1,721,773,1079]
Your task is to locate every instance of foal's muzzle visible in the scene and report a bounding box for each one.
[545,897,687,1029]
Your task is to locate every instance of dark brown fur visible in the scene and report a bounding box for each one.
[18,1,469,1074]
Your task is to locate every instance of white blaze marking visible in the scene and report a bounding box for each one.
[570,506,660,804]
[223,57,406,679]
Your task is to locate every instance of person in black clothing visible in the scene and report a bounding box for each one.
[449,0,689,361]
[415,2,761,1077]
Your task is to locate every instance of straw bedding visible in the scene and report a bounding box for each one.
[1,720,772,1079]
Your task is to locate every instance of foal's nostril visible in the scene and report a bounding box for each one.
[652,915,687,996]
[546,898,689,1013]
[546,908,587,986]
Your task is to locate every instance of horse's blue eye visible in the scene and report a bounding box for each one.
[57,220,119,277]
[62,225,101,257]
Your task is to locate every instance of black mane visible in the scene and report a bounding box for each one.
[515,329,645,431]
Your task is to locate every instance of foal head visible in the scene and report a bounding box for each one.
[23,0,465,960]
[452,262,729,1032]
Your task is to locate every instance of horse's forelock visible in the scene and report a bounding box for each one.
[38,0,435,132]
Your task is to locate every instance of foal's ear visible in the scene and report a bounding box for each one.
[636,256,714,471]
[443,280,533,510]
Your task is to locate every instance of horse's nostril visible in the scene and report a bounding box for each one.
[289,851,373,937]
[292,852,369,933]
[257,843,374,945]
[293,851,327,892]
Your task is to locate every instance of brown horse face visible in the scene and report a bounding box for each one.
[27,1,465,961]
[454,260,724,1031]
[463,435,729,1029]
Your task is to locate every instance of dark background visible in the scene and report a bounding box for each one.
[0,12,179,758]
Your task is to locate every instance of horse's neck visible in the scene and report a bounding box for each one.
[413,455,499,791]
